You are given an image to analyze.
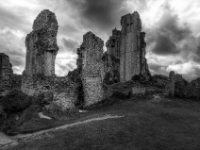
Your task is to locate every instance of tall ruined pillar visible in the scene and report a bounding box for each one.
[22,9,59,96]
[0,53,13,93]
[79,32,104,106]
[120,12,150,82]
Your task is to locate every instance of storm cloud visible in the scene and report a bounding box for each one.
[149,5,192,55]
[152,33,179,55]
[65,0,132,32]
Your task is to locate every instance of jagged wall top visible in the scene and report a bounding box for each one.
[121,11,142,33]
[33,9,58,31]
[82,31,104,48]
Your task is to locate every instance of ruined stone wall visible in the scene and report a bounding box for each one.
[0,53,13,93]
[120,12,150,82]
[79,32,104,107]
[165,71,187,97]
[50,77,79,110]
[165,71,200,98]
[22,9,59,96]
[102,28,121,84]
[108,28,121,58]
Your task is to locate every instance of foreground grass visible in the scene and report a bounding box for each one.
[7,98,200,150]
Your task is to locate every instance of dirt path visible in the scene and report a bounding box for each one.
[0,114,124,149]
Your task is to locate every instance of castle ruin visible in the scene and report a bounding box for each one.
[77,32,104,106]
[21,9,59,96]
[120,12,150,82]
[0,9,200,112]
[165,71,200,98]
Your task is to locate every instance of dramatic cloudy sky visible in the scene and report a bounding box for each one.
[0,0,200,81]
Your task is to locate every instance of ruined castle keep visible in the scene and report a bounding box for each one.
[0,53,13,92]
[120,12,150,82]
[77,32,104,106]
[19,10,150,108]
[22,9,59,96]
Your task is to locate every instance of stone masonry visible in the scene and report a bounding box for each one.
[78,32,104,107]
[165,71,200,98]
[120,12,150,82]
[106,28,121,59]
[0,53,13,93]
[21,9,59,96]
[102,28,121,84]
[165,71,187,97]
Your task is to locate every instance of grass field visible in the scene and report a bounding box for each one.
[6,96,200,150]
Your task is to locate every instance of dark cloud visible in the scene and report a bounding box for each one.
[159,12,191,41]
[148,3,192,55]
[152,33,179,55]
[66,0,132,32]
[62,38,79,52]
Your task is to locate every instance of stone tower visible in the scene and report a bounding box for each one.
[22,9,59,96]
[78,32,104,106]
[120,12,150,82]
[0,53,13,92]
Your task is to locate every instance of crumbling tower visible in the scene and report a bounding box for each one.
[78,32,104,106]
[120,12,150,82]
[22,9,59,96]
